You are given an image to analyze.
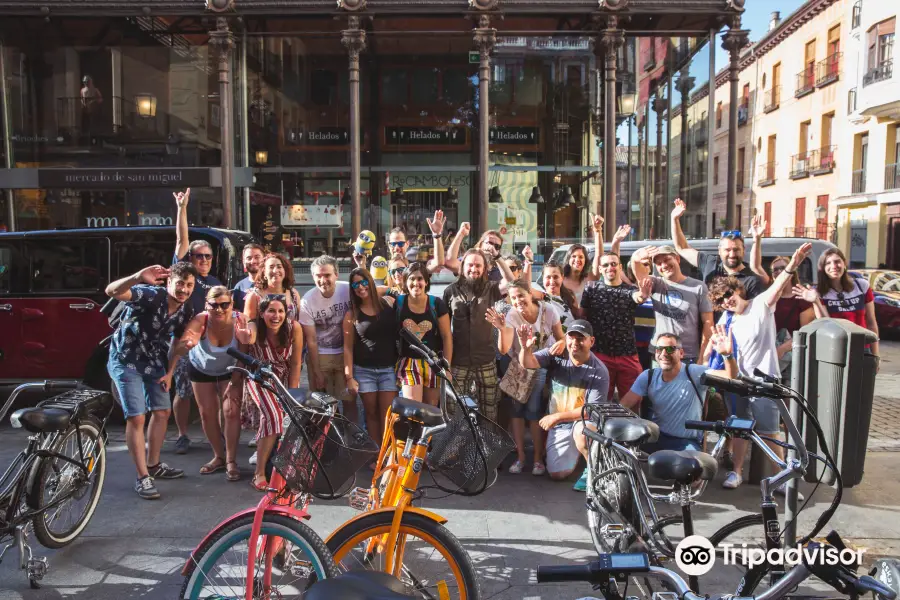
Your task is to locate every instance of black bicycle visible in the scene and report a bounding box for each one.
[0,381,113,588]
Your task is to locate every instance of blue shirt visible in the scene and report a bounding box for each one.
[174,252,223,315]
[231,276,255,312]
[109,285,194,377]
[630,363,709,440]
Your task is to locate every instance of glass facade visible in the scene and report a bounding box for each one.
[0,17,719,255]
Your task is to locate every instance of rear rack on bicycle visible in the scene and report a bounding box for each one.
[37,388,114,417]
[584,403,639,424]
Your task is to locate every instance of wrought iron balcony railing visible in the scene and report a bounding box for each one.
[763,87,781,113]
[790,152,810,179]
[816,53,841,87]
[852,169,866,194]
[795,67,815,98]
[863,60,893,87]
[810,146,836,175]
[758,161,776,186]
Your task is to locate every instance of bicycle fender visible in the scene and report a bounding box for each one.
[180,505,311,576]
[324,506,448,544]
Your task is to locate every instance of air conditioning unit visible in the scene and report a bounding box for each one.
[206,0,234,12]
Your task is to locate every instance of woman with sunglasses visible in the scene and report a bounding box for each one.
[562,243,595,306]
[243,253,302,321]
[386,257,409,295]
[396,262,452,406]
[166,287,255,482]
[342,268,399,444]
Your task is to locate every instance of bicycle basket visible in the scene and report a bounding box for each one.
[271,412,378,499]
[427,408,515,494]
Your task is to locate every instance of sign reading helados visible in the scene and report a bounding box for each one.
[280,204,342,228]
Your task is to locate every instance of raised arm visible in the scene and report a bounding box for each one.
[671,198,700,266]
[105,265,168,301]
[630,247,653,282]
[516,324,541,369]
[590,214,604,280]
[486,308,514,355]
[174,188,191,260]
[611,224,631,259]
[444,221,470,274]
[426,210,446,274]
[234,312,257,345]
[762,243,813,308]
[748,215,771,286]
[707,323,739,378]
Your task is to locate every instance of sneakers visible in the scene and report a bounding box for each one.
[135,476,160,500]
[248,437,257,449]
[532,462,546,476]
[249,451,258,466]
[174,435,190,455]
[774,483,805,502]
[149,463,185,480]
[572,468,589,492]
[722,471,743,489]
[508,460,524,474]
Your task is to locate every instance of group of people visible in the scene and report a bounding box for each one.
[105,188,881,500]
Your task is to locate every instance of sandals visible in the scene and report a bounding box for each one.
[250,475,268,491]
[226,461,241,482]
[200,457,226,475]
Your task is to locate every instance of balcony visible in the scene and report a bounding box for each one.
[737,104,749,126]
[795,67,815,98]
[763,87,781,113]
[694,128,707,147]
[851,0,861,29]
[816,53,841,88]
[848,87,857,113]
[737,170,745,193]
[852,169,866,194]
[783,225,836,240]
[758,161,776,187]
[810,146,836,175]
[790,152,811,179]
[863,60,893,87]
[887,163,900,191]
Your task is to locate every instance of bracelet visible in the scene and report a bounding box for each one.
[432,233,441,238]
[784,267,796,274]
[720,353,734,359]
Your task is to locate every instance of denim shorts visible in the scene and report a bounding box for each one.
[511,367,548,421]
[355,365,399,394]
[107,357,171,419]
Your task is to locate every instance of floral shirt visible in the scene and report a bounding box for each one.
[581,280,639,357]
[109,284,194,377]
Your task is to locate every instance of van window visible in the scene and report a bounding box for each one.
[761,256,814,285]
[0,245,12,293]
[115,240,173,279]
[30,239,108,292]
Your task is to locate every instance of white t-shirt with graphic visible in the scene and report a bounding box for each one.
[299,282,352,355]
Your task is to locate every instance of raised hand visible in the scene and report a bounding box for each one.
[458,222,471,239]
[750,214,767,239]
[485,307,506,329]
[522,245,534,263]
[352,252,367,268]
[549,339,567,356]
[173,188,191,209]
[638,277,653,299]
[672,197,687,219]
[711,323,733,356]
[138,265,169,285]
[516,323,536,350]
[234,312,252,338]
[427,210,446,236]
[792,284,819,303]
[791,242,813,265]
[613,224,632,242]
[591,213,605,233]
[181,327,201,352]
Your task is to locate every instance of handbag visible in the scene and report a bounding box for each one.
[499,356,539,404]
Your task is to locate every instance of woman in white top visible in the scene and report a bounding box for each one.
[485,280,564,476]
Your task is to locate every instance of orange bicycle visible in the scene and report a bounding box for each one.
[324,329,514,600]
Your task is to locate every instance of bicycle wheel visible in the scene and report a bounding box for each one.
[327,511,480,600]
[180,513,338,600]
[28,418,106,549]
[586,441,633,552]
[708,513,768,596]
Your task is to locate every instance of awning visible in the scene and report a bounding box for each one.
[490,154,539,244]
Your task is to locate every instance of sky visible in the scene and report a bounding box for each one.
[713,0,807,68]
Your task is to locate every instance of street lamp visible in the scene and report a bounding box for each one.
[528,186,544,204]
[618,91,637,117]
[135,93,157,118]
[489,186,504,203]
[814,204,827,221]
[255,150,269,165]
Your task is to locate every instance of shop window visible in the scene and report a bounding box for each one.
[310,68,344,106]
[0,244,13,293]
[442,68,473,106]
[411,68,440,105]
[29,239,108,292]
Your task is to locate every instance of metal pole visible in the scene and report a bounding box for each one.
[706,28,716,238]
[785,329,807,548]
[343,17,366,237]
[723,27,750,230]
[665,75,673,237]
[240,29,251,232]
[210,18,235,229]
[601,21,624,239]
[627,116,633,225]
[0,40,16,231]
[474,16,495,233]
[653,97,666,239]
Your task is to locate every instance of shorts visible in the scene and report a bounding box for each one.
[594,352,642,401]
[545,423,581,475]
[107,357,171,419]
[729,394,781,434]
[396,357,439,389]
[355,365,399,394]
[642,432,702,453]
[511,367,548,421]
[313,353,351,403]
[188,362,232,383]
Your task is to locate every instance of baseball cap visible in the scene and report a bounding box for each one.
[654,245,678,257]
[566,319,594,337]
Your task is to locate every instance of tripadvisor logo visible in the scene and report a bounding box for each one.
[675,536,866,577]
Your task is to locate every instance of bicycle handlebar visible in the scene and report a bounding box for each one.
[684,419,725,433]
[226,347,263,370]
[536,563,599,583]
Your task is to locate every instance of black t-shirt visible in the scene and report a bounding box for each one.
[697,252,762,299]
[397,294,450,359]
[353,304,399,369]
[581,281,639,357]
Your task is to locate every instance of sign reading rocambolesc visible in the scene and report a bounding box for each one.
[38,168,211,189]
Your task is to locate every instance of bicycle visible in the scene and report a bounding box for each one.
[180,347,376,600]
[324,328,515,600]
[0,380,113,588]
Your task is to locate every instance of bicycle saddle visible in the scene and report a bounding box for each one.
[603,417,660,445]
[9,407,71,433]
[306,571,416,600]
[647,450,718,485]
[391,396,444,427]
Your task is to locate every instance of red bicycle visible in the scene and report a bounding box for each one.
[179,348,376,600]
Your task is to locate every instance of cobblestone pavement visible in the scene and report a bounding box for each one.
[869,341,900,451]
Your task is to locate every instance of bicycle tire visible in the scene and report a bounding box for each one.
[586,441,633,553]
[327,511,480,600]
[28,418,106,549]
[180,513,338,600]
[709,513,768,595]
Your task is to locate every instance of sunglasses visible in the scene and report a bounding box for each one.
[601,262,620,269]
[389,241,407,248]
[207,300,232,311]
[389,267,406,276]
[191,253,213,261]
[716,290,735,304]
[655,346,681,355]
[485,241,502,250]
[720,230,743,240]
[350,279,370,290]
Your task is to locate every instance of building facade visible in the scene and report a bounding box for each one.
[0,0,746,258]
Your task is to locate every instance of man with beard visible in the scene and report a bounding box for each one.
[171,188,224,454]
[106,262,197,499]
[670,198,763,298]
[231,243,264,311]
[442,248,515,420]
[387,210,446,273]
[631,245,714,363]
[445,223,506,281]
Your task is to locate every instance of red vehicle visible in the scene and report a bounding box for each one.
[0,227,253,387]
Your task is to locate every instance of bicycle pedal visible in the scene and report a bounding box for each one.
[348,487,371,511]
[600,523,626,536]
[26,557,49,581]
[288,558,314,579]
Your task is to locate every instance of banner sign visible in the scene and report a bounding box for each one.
[490,126,540,146]
[285,127,365,146]
[280,204,342,228]
[384,126,467,146]
[38,168,211,189]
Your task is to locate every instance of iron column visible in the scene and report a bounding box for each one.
[343,17,367,236]
[722,27,750,230]
[210,18,235,229]
[473,16,496,233]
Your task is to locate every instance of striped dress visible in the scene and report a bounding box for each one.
[244,320,295,438]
